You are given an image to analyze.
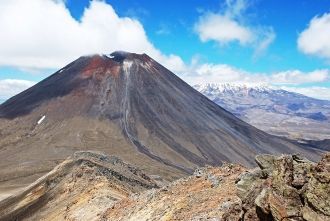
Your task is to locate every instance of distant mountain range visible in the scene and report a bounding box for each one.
[194,83,330,140]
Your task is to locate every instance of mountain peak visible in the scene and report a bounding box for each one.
[77,51,151,66]
[0,52,321,183]
[108,51,136,62]
[107,51,151,63]
[0,51,156,119]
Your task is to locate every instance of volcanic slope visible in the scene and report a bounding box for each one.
[0,51,321,188]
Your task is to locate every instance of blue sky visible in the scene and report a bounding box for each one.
[0,0,330,100]
[110,0,330,71]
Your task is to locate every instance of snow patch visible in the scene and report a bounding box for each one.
[104,54,115,59]
[123,60,133,74]
[82,53,104,58]
[194,83,276,94]
[37,115,46,125]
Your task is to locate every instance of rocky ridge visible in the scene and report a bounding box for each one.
[103,153,330,221]
[1,151,328,220]
[0,151,157,221]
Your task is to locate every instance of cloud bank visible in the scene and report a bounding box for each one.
[183,63,329,85]
[0,0,185,72]
[0,79,35,101]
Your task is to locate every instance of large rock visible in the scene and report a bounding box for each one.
[236,168,264,199]
[219,199,244,221]
[255,188,271,214]
[255,154,276,173]
[303,153,330,218]
[292,155,314,188]
[235,153,330,221]
[270,156,303,220]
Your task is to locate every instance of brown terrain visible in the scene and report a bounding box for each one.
[0,151,158,221]
[1,151,329,221]
[0,52,322,199]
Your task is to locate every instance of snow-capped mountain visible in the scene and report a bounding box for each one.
[194,83,330,140]
[194,82,275,93]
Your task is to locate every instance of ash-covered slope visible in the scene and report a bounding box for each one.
[0,52,321,186]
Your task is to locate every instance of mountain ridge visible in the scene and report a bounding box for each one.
[1,151,329,221]
[195,83,330,140]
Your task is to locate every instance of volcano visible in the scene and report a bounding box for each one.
[0,52,321,188]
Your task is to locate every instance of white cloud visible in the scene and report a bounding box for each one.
[0,0,185,73]
[0,79,36,101]
[271,69,329,84]
[194,0,275,54]
[298,13,330,60]
[194,13,253,45]
[183,61,329,85]
[182,63,258,84]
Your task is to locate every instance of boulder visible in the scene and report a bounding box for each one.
[303,153,330,217]
[220,199,244,221]
[236,168,264,199]
[292,154,314,188]
[234,153,330,221]
[255,154,276,171]
[255,188,271,214]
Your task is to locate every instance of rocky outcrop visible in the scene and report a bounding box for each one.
[236,153,330,221]
[0,152,328,221]
[0,151,157,221]
[102,153,329,221]
[104,163,247,221]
